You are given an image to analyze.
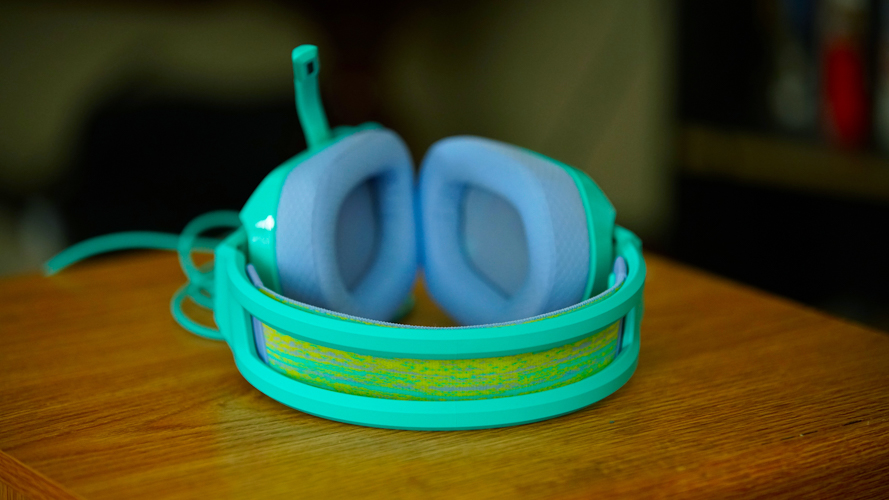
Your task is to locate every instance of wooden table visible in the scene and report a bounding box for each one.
[1,252,887,499]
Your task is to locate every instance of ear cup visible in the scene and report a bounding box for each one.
[418,136,598,325]
[274,128,417,320]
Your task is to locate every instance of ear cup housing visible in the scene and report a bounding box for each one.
[244,127,417,321]
[419,136,611,325]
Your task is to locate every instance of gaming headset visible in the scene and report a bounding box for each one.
[47,45,646,430]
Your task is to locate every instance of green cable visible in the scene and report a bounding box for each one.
[171,282,225,341]
[44,232,219,275]
[44,211,242,340]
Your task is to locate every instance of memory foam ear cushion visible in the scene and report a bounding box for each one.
[418,136,590,325]
[275,128,417,321]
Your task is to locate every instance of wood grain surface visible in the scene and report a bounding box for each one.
[0,451,84,500]
[1,251,888,499]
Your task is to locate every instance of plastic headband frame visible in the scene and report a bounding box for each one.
[212,221,644,430]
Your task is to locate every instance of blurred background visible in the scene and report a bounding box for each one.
[0,0,886,330]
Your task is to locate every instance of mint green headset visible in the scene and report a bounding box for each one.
[47,45,646,430]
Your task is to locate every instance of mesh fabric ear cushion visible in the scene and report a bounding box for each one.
[418,136,590,325]
[275,128,417,321]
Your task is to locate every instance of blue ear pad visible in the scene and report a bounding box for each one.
[418,136,590,325]
[275,128,417,321]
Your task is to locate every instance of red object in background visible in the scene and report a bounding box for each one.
[823,40,868,149]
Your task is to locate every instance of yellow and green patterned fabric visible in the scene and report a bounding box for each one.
[259,320,620,401]
[251,276,625,401]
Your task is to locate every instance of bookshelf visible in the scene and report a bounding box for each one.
[679,125,889,204]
